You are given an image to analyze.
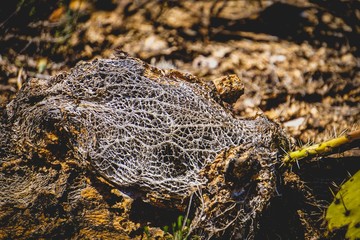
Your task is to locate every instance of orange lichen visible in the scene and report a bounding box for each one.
[81,187,102,201]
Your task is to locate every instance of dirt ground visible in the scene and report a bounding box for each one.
[0,0,359,239]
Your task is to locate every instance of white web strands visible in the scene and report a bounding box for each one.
[8,56,276,198]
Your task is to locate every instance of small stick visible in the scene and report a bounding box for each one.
[283,129,360,165]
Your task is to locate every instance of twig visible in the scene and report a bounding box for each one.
[283,129,360,165]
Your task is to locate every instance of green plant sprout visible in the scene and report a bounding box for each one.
[172,215,190,240]
[168,215,192,240]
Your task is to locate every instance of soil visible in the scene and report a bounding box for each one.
[0,0,359,239]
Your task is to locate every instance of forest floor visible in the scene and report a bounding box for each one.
[0,0,359,239]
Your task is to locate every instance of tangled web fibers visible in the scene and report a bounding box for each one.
[7,54,283,198]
